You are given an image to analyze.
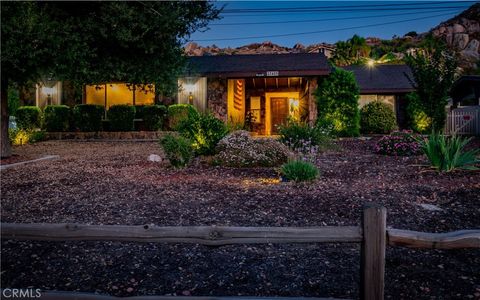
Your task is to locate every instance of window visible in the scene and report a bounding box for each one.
[85,83,155,108]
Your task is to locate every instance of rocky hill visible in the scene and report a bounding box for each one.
[185,4,479,70]
[430,3,479,70]
[184,41,336,57]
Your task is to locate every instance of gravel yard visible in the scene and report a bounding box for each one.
[1,139,479,299]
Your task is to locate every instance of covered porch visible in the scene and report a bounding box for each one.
[227,76,316,135]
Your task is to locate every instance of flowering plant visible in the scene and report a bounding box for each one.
[374,131,422,156]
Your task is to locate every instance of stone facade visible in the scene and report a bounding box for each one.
[307,78,318,126]
[206,78,228,121]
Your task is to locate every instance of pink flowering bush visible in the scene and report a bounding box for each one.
[214,130,293,167]
[374,131,422,156]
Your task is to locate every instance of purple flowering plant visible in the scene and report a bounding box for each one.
[374,130,422,156]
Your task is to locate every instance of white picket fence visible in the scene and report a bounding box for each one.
[445,106,480,136]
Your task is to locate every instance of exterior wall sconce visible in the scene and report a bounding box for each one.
[188,92,194,105]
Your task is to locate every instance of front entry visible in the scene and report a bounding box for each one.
[270,97,289,134]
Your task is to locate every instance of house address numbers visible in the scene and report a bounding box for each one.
[256,71,279,77]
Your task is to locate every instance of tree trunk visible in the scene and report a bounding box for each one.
[1,78,12,158]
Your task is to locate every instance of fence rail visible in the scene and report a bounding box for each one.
[1,204,479,300]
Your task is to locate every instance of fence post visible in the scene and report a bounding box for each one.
[360,203,386,300]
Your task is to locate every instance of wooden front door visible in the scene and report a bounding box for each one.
[270,97,289,134]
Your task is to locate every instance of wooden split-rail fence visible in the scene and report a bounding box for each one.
[1,204,479,300]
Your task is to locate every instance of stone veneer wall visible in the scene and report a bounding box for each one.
[307,78,318,125]
[207,78,228,121]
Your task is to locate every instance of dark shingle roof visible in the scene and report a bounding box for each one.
[342,64,415,94]
[185,53,331,77]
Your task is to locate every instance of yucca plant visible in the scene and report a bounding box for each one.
[419,132,480,172]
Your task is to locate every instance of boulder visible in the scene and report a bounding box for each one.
[453,24,465,33]
[445,33,454,46]
[468,22,480,33]
[184,42,198,53]
[464,39,480,53]
[453,33,469,49]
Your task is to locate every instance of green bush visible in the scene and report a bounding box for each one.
[406,92,432,133]
[107,105,136,131]
[167,104,198,130]
[143,105,167,131]
[177,112,229,156]
[159,134,193,168]
[73,104,104,132]
[281,160,319,182]
[134,105,146,119]
[8,86,20,116]
[44,105,71,132]
[315,68,360,137]
[360,101,397,134]
[374,131,422,156]
[278,121,333,151]
[419,132,479,172]
[214,130,292,167]
[16,106,41,129]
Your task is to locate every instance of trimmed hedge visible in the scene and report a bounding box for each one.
[73,104,104,132]
[167,104,198,130]
[44,105,71,132]
[143,105,167,131]
[360,101,397,134]
[16,106,41,129]
[107,104,136,131]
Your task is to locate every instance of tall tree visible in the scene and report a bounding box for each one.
[1,1,219,157]
[405,42,457,131]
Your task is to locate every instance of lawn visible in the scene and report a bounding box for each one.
[1,139,479,299]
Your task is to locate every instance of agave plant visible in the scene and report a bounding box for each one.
[419,132,480,172]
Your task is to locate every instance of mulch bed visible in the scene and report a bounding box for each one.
[1,139,479,299]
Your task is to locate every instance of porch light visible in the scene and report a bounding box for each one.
[188,92,194,105]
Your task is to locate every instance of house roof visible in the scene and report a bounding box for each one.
[185,53,332,78]
[450,75,480,104]
[342,64,415,94]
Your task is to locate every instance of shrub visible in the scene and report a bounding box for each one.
[8,128,45,145]
[315,68,360,137]
[419,132,479,172]
[281,160,319,182]
[107,105,136,131]
[360,102,397,134]
[8,86,20,116]
[73,104,104,132]
[134,105,146,119]
[177,112,229,156]
[214,130,292,167]
[374,131,422,156]
[159,134,193,168]
[16,106,41,129]
[143,105,167,131]
[406,92,432,133]
[167,104,199,130]
[278,121,333,151]
[44,105,71,132]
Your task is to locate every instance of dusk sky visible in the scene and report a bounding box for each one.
[189,1,477,48]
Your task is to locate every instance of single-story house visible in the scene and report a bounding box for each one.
[22,53,417,135]
[342,64,415,129]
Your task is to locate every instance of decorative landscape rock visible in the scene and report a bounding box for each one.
[148,154,162,162]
